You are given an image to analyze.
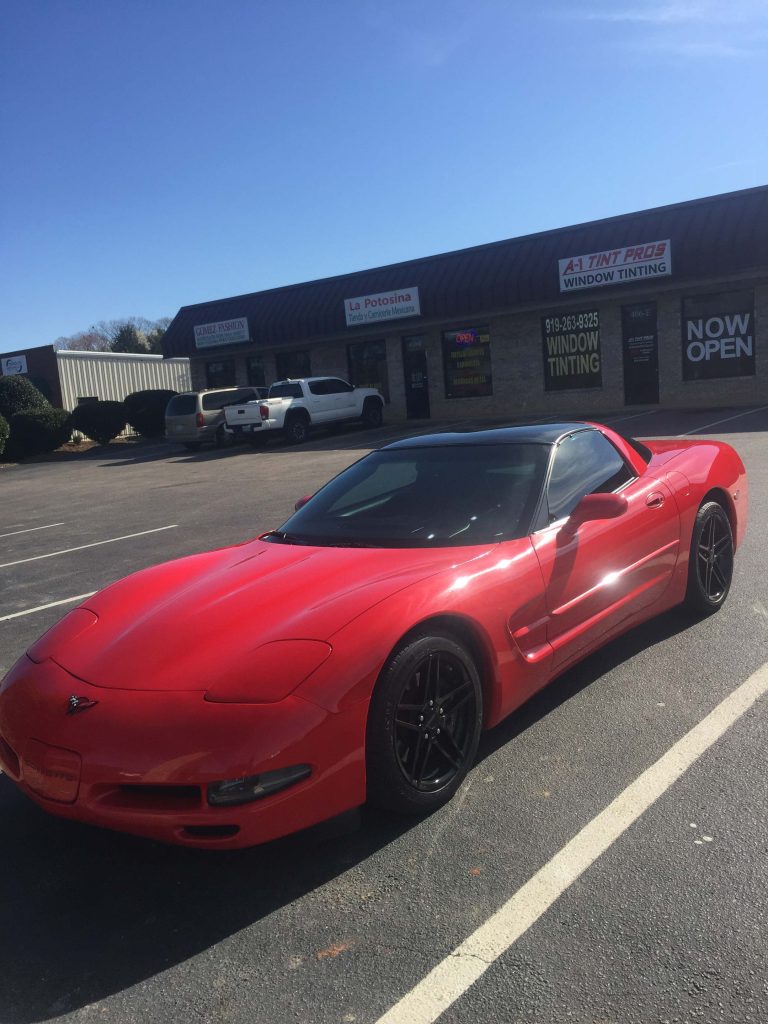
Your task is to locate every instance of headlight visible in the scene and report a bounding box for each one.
[204,639,332,703]
[207,764,311,806]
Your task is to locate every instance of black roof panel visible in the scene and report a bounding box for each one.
[384,423,590,448]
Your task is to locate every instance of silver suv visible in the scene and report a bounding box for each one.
[165,387,267,449]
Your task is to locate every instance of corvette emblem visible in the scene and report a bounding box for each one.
[67,695,99,715]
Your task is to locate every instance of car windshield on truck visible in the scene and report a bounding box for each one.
[266,444,550,548]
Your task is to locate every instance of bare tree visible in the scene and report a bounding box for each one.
[53,317,171,354]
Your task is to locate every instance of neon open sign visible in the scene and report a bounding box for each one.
[455,330,477,347]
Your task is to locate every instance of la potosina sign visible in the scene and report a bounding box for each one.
[344,287,420,327]
[559,240,671,292]
[194,317,249,349]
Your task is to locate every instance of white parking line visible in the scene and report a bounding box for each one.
[0,592,97,622]
[603,409,659,425]
[0,525,178,569]
[0,522,65,540]
[375,662,768,1024]
[678,404,768,436]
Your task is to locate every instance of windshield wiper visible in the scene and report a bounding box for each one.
[261,530,306,544]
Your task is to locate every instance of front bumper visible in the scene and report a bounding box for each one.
[0,656,366,849]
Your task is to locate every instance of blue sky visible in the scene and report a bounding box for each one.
[1,0,766,354]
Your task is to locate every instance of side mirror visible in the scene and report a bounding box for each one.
[294,494,313,512]
[570,491,628,525]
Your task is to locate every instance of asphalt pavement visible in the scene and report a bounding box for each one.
[0,405,766,1024]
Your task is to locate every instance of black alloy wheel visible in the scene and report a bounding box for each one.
[367,632,483,815]
[685,501,734,614]
[286,415,309,445]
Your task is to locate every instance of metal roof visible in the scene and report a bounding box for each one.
[163,186,768,358]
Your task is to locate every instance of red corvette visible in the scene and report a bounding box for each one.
[0,423,747,848]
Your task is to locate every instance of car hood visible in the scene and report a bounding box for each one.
[35,538,490,692]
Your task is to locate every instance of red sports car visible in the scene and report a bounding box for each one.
[0,423,747,848]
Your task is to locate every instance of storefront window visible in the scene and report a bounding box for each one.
[442,327,492,399]
[205,359,235,387]
[275,350,312,380]
[682,290,755,380]
[347,339,389,402]
[246,356,266,387]
[542,310,602,391]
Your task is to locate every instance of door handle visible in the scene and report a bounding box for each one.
[646,492,665,509]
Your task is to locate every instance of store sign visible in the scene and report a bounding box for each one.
[558,240,671,292]
[1,355,28,375]
[344,287,420,327]
[443,326,492,399]
[682,291,754,380]
[193,317,249,349]
[542,311,602,391]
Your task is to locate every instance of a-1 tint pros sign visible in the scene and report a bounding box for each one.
[682,290,754,380]
[559,240,671,292]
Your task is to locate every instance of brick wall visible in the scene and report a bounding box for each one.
[187,274,766,419]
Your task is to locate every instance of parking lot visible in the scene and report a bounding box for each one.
[1,404,767,1024]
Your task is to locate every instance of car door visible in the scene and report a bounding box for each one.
[326,378,357,417]
[306,379,334,422]
[531,429,680,671]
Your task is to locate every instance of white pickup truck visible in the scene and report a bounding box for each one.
[224,376,385,445]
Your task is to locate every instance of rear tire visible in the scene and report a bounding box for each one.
[215,425,232,448]
[362,398,384,429]
[366,632,482,816]
[685,501,734,615]
[285,414,309,445]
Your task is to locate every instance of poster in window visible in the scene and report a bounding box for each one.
[542,311,602,391]
[443,327,492,399]
[347,339,389,402]
[682,291,755,381]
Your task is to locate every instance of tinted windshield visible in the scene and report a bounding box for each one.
[272,444,549,548]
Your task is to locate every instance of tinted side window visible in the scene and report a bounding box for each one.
[202,390,237,410]
[308,380,329,395]
[547,431,633,522]
[166,394,196,416]
[327,379,354,393]
[269,382,303,399]
[226,388,257,405]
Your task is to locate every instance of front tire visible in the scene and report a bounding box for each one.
[362,398,383,429]
[685,501,734,615]
[366,632,483,815]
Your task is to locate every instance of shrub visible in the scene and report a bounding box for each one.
[0,412,8,458]
[5,408,72,460]
[0,376,49,421]
[124,389,178,438]
[71,400,126,445]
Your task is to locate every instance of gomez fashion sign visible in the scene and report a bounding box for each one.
[1,355,28,375]
[344,287,420,327]
[193,317,249,349]
[542,311,602,391]
[682,290,754,380]
[559,240,671,292]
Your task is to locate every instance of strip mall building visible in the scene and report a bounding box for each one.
[161,187,767,421]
